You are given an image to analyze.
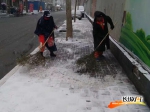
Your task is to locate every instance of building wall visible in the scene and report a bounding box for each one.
[120,0,150,67]
[85,0,150,67]
[96,0,125,41]
[85,0,125,40]
[84,0,91,16]
[71,0,85,10]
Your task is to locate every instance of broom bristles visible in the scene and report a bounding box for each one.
[76,52,100,74]
[17,52,45,66]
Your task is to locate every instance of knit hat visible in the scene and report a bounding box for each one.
[94,11,105,18]
[43,11,51,17]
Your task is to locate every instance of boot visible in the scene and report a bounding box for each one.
[39,52,45,59]
[40,52,43,56]
[50,52,56,57]
[96,54,105,61]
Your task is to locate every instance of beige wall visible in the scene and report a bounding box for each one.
[85,0,126,41]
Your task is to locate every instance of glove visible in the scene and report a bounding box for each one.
[111,25,114,30]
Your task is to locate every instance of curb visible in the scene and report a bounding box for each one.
[0,65,20,87]
[0,47,39,87]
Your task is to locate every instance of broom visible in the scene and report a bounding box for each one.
[17,28,58,66]
[94,21,117,52]
[76,22,117,74]
[39,28,56,51]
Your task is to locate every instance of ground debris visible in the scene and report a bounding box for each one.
[17,52,46,66]
[76,52,100,76]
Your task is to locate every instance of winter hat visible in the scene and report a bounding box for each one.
[43,11,51,17]
[94,11,105,18]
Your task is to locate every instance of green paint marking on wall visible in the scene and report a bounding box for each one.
[120,12,150,67]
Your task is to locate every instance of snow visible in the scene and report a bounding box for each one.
[33,10,39,14]
[30,47,40,55]
[0,66,20,86]
[0,17,150,112]
[109,36,126,53]
[63,48,74,54]
[0,60,108,112]
[0,18,100,112]
[56,38,82,44]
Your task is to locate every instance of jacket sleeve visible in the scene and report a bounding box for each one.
[38,18,48,35]
[34,18,41,35]
[106,16,114,30]
[93,22,99,41]
[51,16,57,28]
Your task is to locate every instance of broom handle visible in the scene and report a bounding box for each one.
[94,22,117,51]
[42,25,61,47]
[43,29,55,47]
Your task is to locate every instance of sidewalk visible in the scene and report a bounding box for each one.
[0,10,40,18]
[0,18,149,112]
[0,12,9,18]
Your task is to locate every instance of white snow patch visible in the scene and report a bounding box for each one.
[57,18,92,34]
[30,47,39,55]
[23,10,27,14]
[56,38,82,44]
[109,36,126,53]
[64,48,73,54]
[33,10,39,14]
[138,66,149,74]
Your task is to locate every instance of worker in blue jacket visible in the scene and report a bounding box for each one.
[34,10,57,57]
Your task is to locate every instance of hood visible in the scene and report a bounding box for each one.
[94,11,106,18]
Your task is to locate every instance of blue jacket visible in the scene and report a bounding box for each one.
[34,16,56,38]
